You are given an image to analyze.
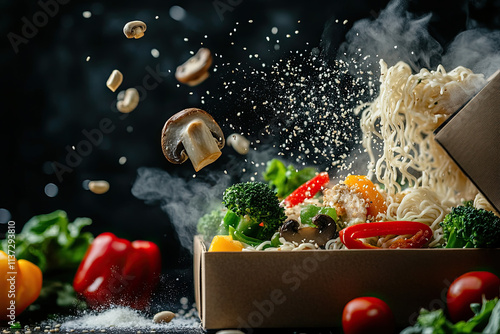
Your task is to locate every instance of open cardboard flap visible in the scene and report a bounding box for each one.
[434,70,500,212]
[194,236,500,330]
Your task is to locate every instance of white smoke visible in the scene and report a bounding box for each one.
[443,29,500,78]
[131,167,232,252]
[336,0,500,77]
[337,0,442,73]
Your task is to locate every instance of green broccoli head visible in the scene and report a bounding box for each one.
[441,201,500,248]
[197,208,226,240]
[222,181,286,240]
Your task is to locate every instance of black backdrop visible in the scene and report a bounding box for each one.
[2,0,499,273]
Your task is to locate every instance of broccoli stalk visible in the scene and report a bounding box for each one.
[221,181,287,242]
[440,201,500,248]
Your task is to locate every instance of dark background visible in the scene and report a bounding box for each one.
[1,0,500,323]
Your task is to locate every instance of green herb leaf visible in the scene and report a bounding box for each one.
[401,298,499,334]
[263,159,316,198]
[0,210,93,273]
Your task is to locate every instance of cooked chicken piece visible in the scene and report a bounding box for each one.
[323,184,367,225]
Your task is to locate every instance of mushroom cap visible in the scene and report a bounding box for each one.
[161,108,225,164]
[279,215,338,247]
[175,48,213,84]
[123,20,147,39]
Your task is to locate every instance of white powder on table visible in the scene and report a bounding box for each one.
[60,306,202,331]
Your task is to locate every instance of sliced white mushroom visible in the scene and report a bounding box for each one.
[88,180,110,194]
[227,133,250,155]
[106,69,123,92]
[175,48,213,86]
[116,88,139,113]
[161,108,225,172]
[123,20,147,39]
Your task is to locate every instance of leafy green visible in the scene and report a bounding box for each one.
[10,322,21,329]
[263,159,316,198]
[483,299,500,334]
[1,210,93,273]
[401,298,500,334]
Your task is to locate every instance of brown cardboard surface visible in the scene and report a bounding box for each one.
[434,70,500,212]
[194,236,500,330]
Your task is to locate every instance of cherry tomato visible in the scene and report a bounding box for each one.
[447,271,500,323]
[342,297,394,334]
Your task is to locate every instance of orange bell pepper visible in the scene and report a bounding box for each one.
[0,250,43,323]
[208,235,243,252]
[344,175,387,219]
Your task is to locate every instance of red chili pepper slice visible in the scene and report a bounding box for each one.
[73,232,162,310]
[283,172,330,207]
[339,221,433,249]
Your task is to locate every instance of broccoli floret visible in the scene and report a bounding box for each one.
[441,201,500,248]
[222,181,286,241]
[197,208,226,240]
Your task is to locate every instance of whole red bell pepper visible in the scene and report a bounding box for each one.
[283,172,330,207]
[73,232,161,310]
[339,221,433,249]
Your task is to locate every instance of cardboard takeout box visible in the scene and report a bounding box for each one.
[194,235,500,330]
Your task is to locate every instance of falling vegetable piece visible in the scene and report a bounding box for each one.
[161,108,225,172]
[106,69,123,92]
[343,175,387,219]
[0,251,43,321]
[175,48,213,86]
[283,172,330,207]
[339,221,433,249]
[227,133,250,155]
[123,20,147,39]
[88,180,110,194]
[73,232,161,310]
[208,235,243,252]
[116,88,139,113]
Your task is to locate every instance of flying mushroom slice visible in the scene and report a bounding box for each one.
[175,48,213,86]
[161,108,225,172]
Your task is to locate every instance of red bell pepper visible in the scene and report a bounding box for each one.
[73,232,161,310]
[283,172,330,207]
[339,221,433,249]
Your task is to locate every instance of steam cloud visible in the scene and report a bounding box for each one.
[337,0,442,73]
[131,167,232,251]
[443,29,500,78]
[336,0,500,78]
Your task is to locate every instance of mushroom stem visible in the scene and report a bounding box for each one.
[181,120,222,172]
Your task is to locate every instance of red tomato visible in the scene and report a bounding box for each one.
[342,297,394,334]
[447,271,500,323]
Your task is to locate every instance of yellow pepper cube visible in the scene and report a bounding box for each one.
[208,235,243,252]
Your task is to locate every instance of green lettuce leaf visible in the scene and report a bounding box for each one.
[263,159,316,198]
[1,210,93,273]
[401,298,499,334]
